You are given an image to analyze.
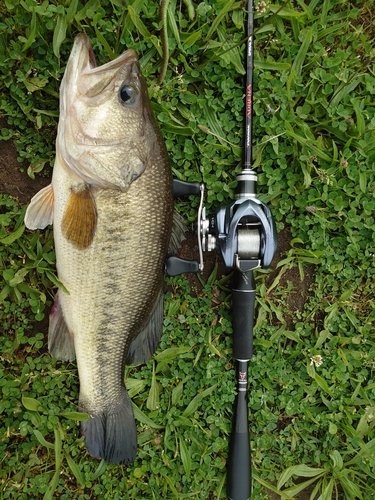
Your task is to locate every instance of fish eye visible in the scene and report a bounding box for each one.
[119,85,138,105]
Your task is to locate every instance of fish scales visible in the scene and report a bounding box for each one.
[24,35,176,464]
[55,158,172,389]
[55,153,172,463]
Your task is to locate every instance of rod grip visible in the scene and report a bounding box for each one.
[226,362,251,500]
[232,270,255,360]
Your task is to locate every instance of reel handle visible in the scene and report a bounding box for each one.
[165,179,204,276]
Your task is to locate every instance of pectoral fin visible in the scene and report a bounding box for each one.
[61,183,97,250]
[24,184,54,229]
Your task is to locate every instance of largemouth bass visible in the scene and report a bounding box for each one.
[25,34,176,464]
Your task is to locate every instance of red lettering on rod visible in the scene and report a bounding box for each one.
[246,84,252,118]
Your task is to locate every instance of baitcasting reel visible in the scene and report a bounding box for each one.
[166,173,277,276]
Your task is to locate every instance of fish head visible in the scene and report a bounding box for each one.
[58,34,159,191]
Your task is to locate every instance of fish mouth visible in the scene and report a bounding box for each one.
[73,34,138,75]
[86,36,97,69]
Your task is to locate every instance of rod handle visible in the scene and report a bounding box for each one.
[227,372,251,500]
[232,271,255,360]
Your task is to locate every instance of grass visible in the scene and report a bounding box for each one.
[1,0,375,498]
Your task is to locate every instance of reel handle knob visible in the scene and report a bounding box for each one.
[173,179,201,198]
[165,256,199,276]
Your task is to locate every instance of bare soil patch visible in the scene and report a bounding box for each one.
[0,119,50,206]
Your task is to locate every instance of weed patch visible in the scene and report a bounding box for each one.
[1,0,375,498]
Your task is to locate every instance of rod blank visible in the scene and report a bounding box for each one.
[243,0,254,171]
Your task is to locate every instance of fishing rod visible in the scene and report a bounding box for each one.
[166,0,277,498]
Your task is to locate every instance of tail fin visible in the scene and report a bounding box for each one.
[80,388,137,465]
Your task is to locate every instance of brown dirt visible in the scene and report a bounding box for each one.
[0,119,50,206]
[267,226,315,324]
[0,120,318,499]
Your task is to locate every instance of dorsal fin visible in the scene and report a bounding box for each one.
[169,211,187,255]
[61,183,97,250]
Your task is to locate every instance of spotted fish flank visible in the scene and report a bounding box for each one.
[24,35,178,464]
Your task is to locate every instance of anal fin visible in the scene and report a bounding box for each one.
[48,292,75,361]
[24,184,54,229]
[126,290,164,365]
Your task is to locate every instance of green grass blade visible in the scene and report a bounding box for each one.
[154,346,191,362]
[65,452,85,488]
[162,123,196,136]
[22,8,36,52]
[182,384,217,418]
[146,362,160,411]
[269,4,307,18]
[91,459,107,480]
[54,426,63,471]
[74,0,99,22]
[321,478,334,500]
[254,475,292,499]
[284,121,332,162]
[314,373,334,397]
[353,98,366,137]
[320,0,331,23]
[53,13,67,58]
[0,224,25,245]
[66,0,79,24]
[22,396,42,412]
[167,0,180,46]
[43,471,59,500]
[57,411,89,421]
[330,79,361,108]
[283,475,324,497]
[128,4,150,39]
[33,430,54,450]
[205,1,242,41]
[0,284,11,302]
[132,403,163,429]
[277,464,326,489]
[291,28,312,79]
[340,475,363,498]
[254,61,290,70]
[179,437,191,477]
[94,23,115,59]
[183,30,202,51]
